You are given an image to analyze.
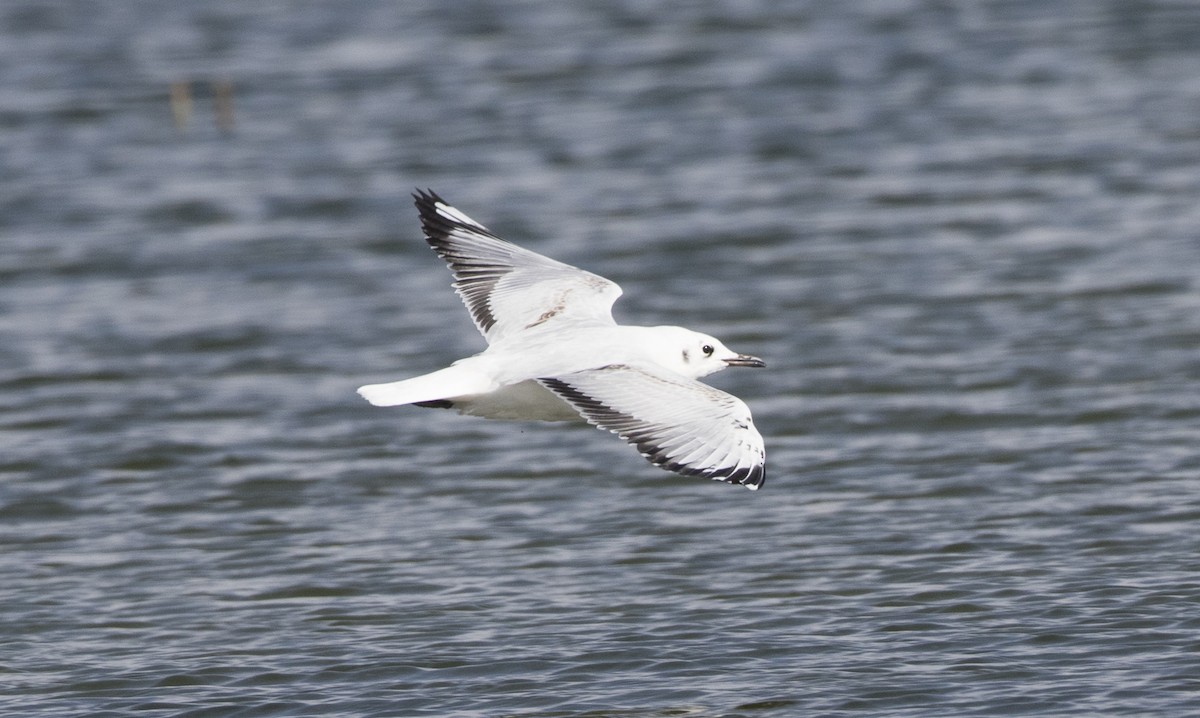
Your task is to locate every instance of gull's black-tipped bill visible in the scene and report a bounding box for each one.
[724,354,766,368]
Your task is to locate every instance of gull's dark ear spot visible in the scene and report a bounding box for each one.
[682,349,690,363]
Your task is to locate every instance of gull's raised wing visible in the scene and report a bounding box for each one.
[414,190,622,344]
[540,364,765,490]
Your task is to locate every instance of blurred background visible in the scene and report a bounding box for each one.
[2,1,1199,715]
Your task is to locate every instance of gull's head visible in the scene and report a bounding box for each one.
[649,327,766,379]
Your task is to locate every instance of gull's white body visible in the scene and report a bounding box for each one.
[359,324,730,420]
[357,190,767,489]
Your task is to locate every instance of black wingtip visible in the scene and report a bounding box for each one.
[412,187,444,210]
[712,464,764,490]
[412,188,465,243]
[740,466,765,490]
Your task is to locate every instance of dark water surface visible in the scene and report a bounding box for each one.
[3,1,1200,716]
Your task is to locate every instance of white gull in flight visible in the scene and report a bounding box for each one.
[357,190,767,489]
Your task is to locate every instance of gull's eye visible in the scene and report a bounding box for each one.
[702,344,714,356]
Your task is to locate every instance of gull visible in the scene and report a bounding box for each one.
[357,190,767,489]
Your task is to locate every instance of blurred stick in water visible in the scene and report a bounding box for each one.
[169,79,234,134]
[169,80,191,131]
[213,79,234,134]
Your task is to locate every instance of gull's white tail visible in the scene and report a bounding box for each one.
[357,365,496,407]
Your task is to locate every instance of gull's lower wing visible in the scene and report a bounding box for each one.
[540,364,765,490]
[414,190,622,344]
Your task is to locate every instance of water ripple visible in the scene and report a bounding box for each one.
[4,1,1200,716]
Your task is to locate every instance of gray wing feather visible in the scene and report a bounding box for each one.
[414,190,622,344]
[541,364,765,490]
